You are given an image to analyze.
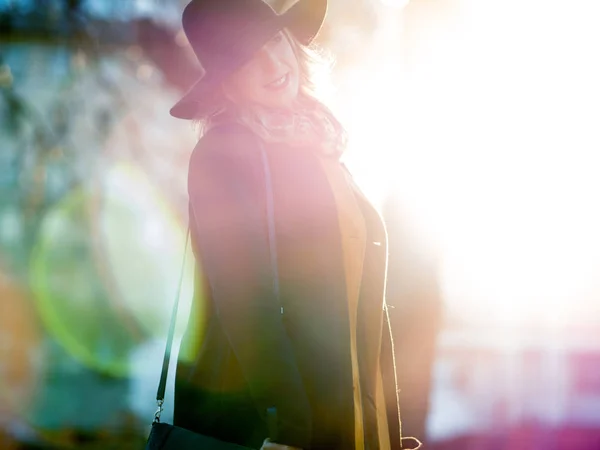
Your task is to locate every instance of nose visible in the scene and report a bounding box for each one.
[259,47,283,74]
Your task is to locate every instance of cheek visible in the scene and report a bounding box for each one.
[226,70,264,103]
[286,51,300,81]
[289,60,300,90]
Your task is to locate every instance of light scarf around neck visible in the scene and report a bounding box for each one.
[209,96,347,158]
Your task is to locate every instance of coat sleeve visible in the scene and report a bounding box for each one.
[187,129,312,448]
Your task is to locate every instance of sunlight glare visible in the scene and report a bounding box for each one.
[340,0,600,326]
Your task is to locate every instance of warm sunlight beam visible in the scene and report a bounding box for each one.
[336,0,600,326]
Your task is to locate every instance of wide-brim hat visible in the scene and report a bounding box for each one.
[170,0,328,120]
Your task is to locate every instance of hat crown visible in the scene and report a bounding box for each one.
[182,0,281,74]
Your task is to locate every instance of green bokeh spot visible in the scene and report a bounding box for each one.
[30,187,138,377]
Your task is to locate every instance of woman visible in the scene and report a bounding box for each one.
[171,1,418,449]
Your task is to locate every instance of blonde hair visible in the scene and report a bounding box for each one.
[283,28,335,104]
[193,29,345,155]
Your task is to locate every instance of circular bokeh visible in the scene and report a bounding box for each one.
[90,162,196,341]
[30,187,140,377]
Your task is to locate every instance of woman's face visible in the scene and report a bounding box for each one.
[223,31,300,110]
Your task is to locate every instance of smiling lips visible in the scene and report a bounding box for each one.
[265,72,289,90]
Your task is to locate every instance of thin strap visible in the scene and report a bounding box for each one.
[258,142,282,441]
[152,142,279,423]
[153,228,190,422]
[259,145,280,301]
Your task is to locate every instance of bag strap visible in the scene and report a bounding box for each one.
[260,144,280,300]
[153,142,278,423]
[153,228,190,422]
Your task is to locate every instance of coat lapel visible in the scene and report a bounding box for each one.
[341,162,391,450]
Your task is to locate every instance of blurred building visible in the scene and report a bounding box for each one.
[428,326,600,442]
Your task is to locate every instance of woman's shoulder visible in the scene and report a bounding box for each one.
[188,123,265,189]
[192,122,261,162]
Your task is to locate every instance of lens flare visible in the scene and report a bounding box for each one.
[30,188,140,377]
[90,161,197,341]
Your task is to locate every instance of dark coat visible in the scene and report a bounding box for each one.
[174,124,401,450]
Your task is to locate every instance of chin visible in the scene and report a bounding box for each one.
[276,87,300,109]
[263,96,294,110]
[261,79,299,110]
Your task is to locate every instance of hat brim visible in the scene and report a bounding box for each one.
[169,0,327,120]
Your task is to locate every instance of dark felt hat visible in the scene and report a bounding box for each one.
[170,0,328,120]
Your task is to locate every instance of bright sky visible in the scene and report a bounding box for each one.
[341,0,600,327]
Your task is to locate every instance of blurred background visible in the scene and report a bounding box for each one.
[1,0,599,448]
